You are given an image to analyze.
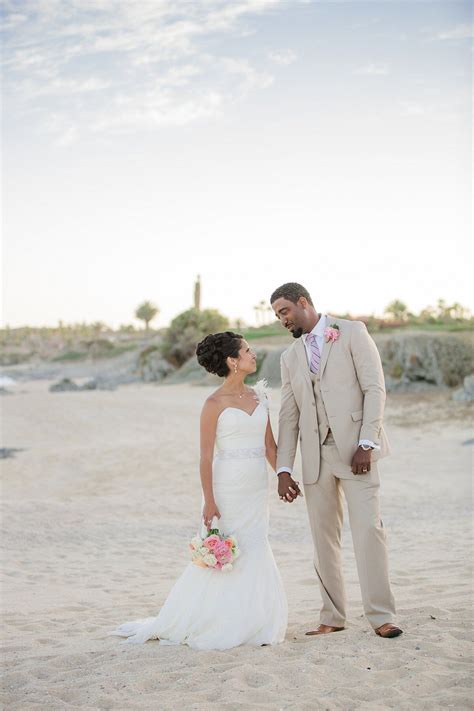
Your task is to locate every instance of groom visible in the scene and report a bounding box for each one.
[271,282,402,639]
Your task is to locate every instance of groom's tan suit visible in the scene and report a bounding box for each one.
[277,315,396,629]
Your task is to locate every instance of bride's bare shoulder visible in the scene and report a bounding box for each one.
[206,386,226,403]
[201,390,225,417]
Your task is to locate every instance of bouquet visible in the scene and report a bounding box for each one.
[189,528,240,572]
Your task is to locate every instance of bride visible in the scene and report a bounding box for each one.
[110,331,288,650]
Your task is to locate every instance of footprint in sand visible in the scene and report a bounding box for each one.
[243,669,273,688]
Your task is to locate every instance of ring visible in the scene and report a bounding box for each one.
[362,468,367,473]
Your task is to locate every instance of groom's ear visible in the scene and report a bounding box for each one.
[298,296,308,309]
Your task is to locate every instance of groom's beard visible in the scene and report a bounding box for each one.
[292,327,304,339]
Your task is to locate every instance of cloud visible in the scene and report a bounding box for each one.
[353,63,389,76]
[434,24,473,41]
[267,49,297,66]
[91,89,224,134]
[2,0,282,142]
[400,102,428,117]
[56,125,80,147]
[222,58,274,92]
[18,76,112,99]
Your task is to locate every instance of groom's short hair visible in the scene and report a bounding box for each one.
[270,282,314,306]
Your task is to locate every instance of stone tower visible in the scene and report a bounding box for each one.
[194,274,201,311]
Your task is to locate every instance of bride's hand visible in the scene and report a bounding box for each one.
[277,472,302,502]
[203,500,221,530]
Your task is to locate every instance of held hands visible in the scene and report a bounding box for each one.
[203,499,221,530]
[351,446,372,475]
[277,472,303,503]
[277,447,371,504]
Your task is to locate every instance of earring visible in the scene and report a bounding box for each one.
[234,364,238,374]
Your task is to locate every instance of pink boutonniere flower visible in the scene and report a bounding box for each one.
[324,323,340,343]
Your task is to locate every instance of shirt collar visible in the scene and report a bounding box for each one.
[305,314,327,340]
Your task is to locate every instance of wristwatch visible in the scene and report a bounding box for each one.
[360,444,374,451]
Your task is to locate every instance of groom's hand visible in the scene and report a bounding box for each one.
[351,446,372,475]
[277,472,301,502]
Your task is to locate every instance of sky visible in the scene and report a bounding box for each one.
[2,0,472,329]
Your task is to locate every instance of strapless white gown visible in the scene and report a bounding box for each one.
[110,389,288,650]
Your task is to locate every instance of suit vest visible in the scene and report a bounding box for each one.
[310,371,331,445]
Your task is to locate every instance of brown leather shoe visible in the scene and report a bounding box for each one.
[375,623,403,638]
[305,624,345,636]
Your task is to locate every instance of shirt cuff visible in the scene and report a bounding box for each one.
[358,439,380,451]
[277,467,293,475]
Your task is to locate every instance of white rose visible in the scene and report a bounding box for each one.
[199,546,208,556]
[203,553,217,566]
[191,537,202,550]
[221,563,233,572]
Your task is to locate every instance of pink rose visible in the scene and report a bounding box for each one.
[324,326,340,343]
[214,542,232,563]
[203,534,220,550]
[213,543,229,558]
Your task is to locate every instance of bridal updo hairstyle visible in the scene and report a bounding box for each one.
[196,331,243,378]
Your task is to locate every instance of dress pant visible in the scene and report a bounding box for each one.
[303,437,396,629]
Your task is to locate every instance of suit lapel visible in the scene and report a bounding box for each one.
[319,338,333,377]
[295,337,314,395]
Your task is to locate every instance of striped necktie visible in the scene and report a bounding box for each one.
[306,333,321,374]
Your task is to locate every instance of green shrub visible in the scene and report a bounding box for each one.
[53,350,87,362]
[161,308,229,367]
[0,352,33,366]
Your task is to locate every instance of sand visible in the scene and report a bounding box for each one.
[1,382,472,710]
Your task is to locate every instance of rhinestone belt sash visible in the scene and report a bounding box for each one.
[216,446,266,460]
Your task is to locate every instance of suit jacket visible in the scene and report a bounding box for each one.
[276,316,391,484]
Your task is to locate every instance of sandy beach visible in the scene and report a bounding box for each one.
[1,382,472,710]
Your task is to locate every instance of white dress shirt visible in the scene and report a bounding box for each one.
[277,315,378,476]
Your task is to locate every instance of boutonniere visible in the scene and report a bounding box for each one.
[324,323,340,343]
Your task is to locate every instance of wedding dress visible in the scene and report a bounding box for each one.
[110,384,288,650]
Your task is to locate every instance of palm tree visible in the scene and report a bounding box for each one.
[254,304,262,326]
[384,300,409,321]
[135,301,159,331]
[254,300,270,326]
